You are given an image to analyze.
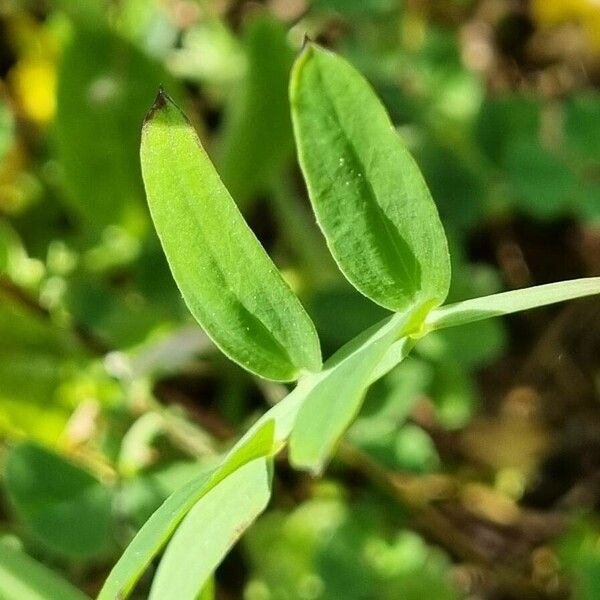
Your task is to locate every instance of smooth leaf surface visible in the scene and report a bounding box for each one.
[0,541,90,600]
[5,444,112,558]
[141,91,321,381]
[426,277,600,331]
[198,578,215,600]
[98,420,274,600]
[368,336,417,385]
[290,305,424,473]
[290,43,450,312]
[149,458,272,600]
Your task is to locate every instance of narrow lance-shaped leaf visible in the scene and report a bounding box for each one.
[141,90,321,382]
[148,458,272,600]
[290,302,427,473]
[98,420,274,600]
[426,277,600,331]
[290,43,451,314]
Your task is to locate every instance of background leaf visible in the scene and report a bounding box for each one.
[0,97,14,164]
[5,443,112,558]
[55,25,178,232]
[0,300,85,444]
[0,540,90,600]
[218,13,294,209]
[243,490,459,600]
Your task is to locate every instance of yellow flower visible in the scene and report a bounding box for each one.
[8,58,56,124]
[5,13,61,124]
[532,0,600,50]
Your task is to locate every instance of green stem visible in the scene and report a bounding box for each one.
[427,277,600,331]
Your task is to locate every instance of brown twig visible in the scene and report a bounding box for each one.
[0,274,110,355]
[336,441,563,599]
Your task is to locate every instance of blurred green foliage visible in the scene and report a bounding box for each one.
[244,486,458,600]
[0,0,599,598]
[5,443,112,558]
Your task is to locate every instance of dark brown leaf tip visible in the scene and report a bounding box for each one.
[143,86,191,127]
[143,86,170,125]
[301,33,312,51]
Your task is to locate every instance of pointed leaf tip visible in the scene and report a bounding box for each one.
[144,87,172,124]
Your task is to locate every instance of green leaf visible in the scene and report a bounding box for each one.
[243,494,459,600]
[312,0,398,16]
[0,97,14,164]
[426,277,600,331]
[428,357,475,429]
[219,13,295,208]
[98,420,274,600]
[290,304,425,473]
[53,0,107,26]
[290,43,450,313]
[141,90,321,382]
[394,424,440,472]
[476,95,539,165]
[565,92,600,167]
[0,541,90,600]
[149,458,272,600]
[117,461,209,528]
[0,300,84,444]
[4,444,112,558]
[505,137,576,219]
[349,359,433,469]
[367,336,417,385]
[198,577,215,600]
[416,144,483,232]
[308,285,390,353]
[56,26,178,230]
